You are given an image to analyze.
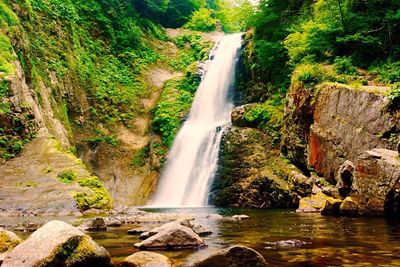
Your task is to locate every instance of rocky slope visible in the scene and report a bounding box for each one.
[0,1,220,213]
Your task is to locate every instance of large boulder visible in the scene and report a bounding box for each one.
[350,149,400,216]
[134,223,205,250]
[297,192,342,214]
[118,251,172,267]
[194,245,268,267]
[2,220,111,267]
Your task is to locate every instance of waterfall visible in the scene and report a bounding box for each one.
[149,33,242,207]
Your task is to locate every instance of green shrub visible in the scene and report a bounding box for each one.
[131,144,150,167]
[388,83,400,110]
[333,57,358,75]
[372,61,400,84]
[184,8,216,32]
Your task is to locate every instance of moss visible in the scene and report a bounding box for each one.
[15,180,40,187]
[73,176,112,211]
[65,236,96,264]
[58,170,78,184]
[131,144,150,168]
[0,230,22,253]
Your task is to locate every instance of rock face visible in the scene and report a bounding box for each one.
[211,126,301,208]
[282,83,399,182]
[195,245,268,267]
[231,104,259,128]
[2,220,111,267]
[118,251,172,267]
[134,223,205,250]
[350,149,400,216]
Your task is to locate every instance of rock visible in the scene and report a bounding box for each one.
[231,104,260,128]
[0,228,22,255]
[206,214,223,220]
[134,223,205,250]
[336,161,355,198]
[104,217,122,227]
[212,126,298,208]
[118,251,172,267]
[340,197,358,216]
[191,224,212,236]
[266,239,310,248]
[322,186,340,199]
[128,225,155,235]
[2,220,111,267]
[13,221,43,232]
[297,192,341,214]
[78,217,107,231]
[351,149,400,216]
[291,172,313,197]
[231,214,250,220]
[397,141,400,156]
[283,83,399,182]
[194,245,268,267]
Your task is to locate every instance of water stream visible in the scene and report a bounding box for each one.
[149,34,242,207]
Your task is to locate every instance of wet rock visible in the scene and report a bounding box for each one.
[191,223,212,236]
[397,141,400,156]
[266,239,310,248]
[194,245,268,267]
[78,217,107,231]
[351,149,400,216]
[118,251,172,267]
[13,220,43,232]
[231,214,250,220]
[134,223,205,250]
[104,217,122,227]
[2,220,111,267]
[336,161,355,198]
[340,197,358,217]
[128,225,155,235]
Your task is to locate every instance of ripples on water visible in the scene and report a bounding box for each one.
[3,208,400,266]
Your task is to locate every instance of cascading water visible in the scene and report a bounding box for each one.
[149,33,242,207]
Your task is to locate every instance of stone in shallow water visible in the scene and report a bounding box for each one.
[194,245,268,267]
[2,220,110,267]
[118,251,172,267]
[134,223,205,250]
[128,225,156,235]
[265,239,310,249]
[231,214,250,220]
[78,217,107,231]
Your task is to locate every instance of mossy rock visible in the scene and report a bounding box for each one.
[2,220,110,267]
[0,229,22,253]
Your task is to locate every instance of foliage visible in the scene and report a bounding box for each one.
[73,176,112,211]
[333,56,357,75]
[371,61,400,84]
[213,0,253,33]
[388,83,400,110]
[131,144,150,167]
[184,8,216,32]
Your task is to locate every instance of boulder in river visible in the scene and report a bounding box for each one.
[194,245,268,267]
[231,214,250,220]
[2,220,111,267]
[118,251,172,267]
[134,223,205,250]
[265,239,310,249]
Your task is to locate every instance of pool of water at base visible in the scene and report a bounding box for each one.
[3,208,400,266]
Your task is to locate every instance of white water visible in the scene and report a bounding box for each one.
[148,34,242,207]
